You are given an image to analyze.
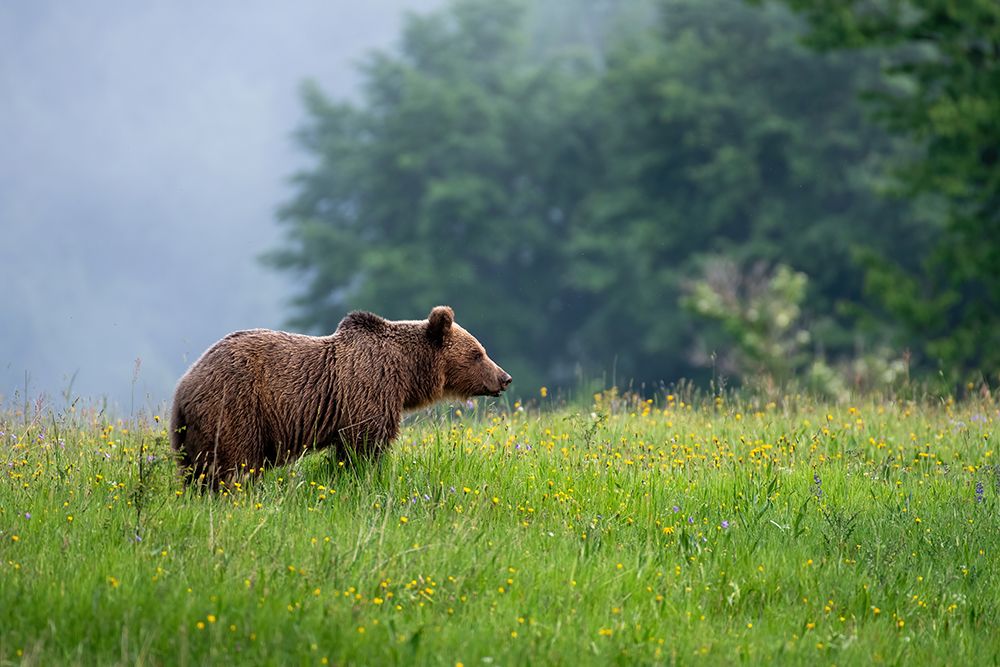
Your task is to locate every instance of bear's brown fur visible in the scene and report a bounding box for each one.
[170,306,511,488]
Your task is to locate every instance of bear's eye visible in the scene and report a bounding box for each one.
[469,350,484,362]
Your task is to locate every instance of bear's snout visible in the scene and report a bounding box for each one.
[488,370,512,396]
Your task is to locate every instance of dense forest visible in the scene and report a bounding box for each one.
[267,0,1000,396]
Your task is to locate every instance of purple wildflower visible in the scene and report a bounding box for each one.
[813,472,823,499]
[975,481,984,503]
[688,516,694,524]
[721,520,730,529]
[672,505,680,513]
[24,512,31,520]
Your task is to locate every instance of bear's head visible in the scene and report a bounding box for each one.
[428,306,512,398]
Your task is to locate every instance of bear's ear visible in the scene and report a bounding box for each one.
[427,306,454,346]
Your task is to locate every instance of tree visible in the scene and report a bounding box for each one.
[267,0,601,390]
[773,0,1000,378]
[569,0,920,384]
[268,0,923,393]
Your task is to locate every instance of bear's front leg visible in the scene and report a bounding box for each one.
[337,413,399,466]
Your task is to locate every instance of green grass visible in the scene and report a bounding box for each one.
[1,390,998,665]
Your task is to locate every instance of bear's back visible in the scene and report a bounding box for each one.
[178,329,334,404]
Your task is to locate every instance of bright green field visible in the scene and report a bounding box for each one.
[1,390,998,665]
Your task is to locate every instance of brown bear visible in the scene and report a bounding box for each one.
[170,306,511,488]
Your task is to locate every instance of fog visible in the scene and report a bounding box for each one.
[0,1,441,411]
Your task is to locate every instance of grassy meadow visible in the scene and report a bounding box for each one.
[1,389,998,665]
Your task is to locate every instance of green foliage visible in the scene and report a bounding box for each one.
[570,0,920,384]
[685,259,812,388]
[774,0,1000,377]
[269,0,599,390]
[685,259,911,398]
[2,397,999,663]
[268,0,925,391]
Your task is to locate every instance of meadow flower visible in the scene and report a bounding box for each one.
[813,472,823,499]
[721,520,730,529]
[975,481,984,503]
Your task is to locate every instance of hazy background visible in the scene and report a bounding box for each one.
[1,0,440,410]
[2,0,996,412]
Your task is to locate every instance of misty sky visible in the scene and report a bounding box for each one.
[1,0,441,411]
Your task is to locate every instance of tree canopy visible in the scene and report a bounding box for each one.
[269,0,599,389]
[268,0,995,393]
[774,0,1000,377]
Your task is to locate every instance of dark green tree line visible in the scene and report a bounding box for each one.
[567,0,922,384]
[772,0,1000,378]
[268,0,979,393]
[268,0,600,389]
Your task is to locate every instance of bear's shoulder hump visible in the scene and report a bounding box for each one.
[336,311,388,336]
